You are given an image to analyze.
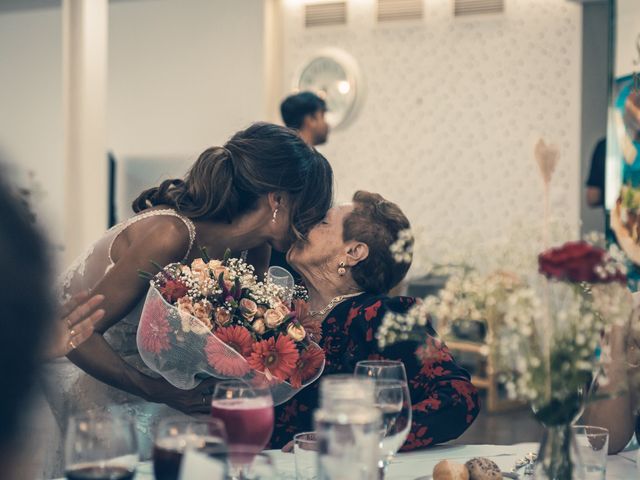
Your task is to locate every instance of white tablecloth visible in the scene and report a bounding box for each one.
[77,443,637,479]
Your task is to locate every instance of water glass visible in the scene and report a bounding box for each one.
[314,405,381,480]
[153,415,227,480]
[267,266,294,304]
[354,360,412,477]
[65,412,139,480]
[294,432,318,480]
[572,425,609,480]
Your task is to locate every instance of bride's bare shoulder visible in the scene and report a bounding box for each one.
[113,211,192,262]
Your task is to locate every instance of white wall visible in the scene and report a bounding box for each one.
[0,3,65,262]
[0,0,268,268]
[0,0,586,275]
[579,2,609,235]
[108,0,267,158]
[281,0,583,275]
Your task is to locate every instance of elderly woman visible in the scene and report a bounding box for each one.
[270,191,480,450]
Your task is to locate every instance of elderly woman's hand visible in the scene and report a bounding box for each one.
[44,291,105,359]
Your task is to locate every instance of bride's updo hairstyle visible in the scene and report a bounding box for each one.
[132,122,333,241]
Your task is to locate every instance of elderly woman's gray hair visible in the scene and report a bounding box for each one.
[343,191,412,294]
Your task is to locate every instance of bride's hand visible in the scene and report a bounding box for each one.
[151,377,219,414]
[45,291,105,360]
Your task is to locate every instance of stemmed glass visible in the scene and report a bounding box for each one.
[153,415,228,480]
[354,360,412,478]
[65,412,139,480]
[210,380,274,479]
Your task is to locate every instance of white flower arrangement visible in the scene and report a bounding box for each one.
[377,237,633,418]
[389,228,414,264]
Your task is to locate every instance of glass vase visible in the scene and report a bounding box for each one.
[532,390,586,480]
[533,423,585,480]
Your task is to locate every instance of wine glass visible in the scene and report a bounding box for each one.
[210,380,274,479]
[153,415,228,480]
[267,266,294,304]
[354,360,412,477]
[65,412,139,480]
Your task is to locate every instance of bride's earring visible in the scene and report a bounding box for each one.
[337,261,346,276]
[272,208,278,223]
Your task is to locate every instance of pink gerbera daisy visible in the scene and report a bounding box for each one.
[248,335,299,383]
[205,326,253,377]
[138,298,171,354]
[289,346,325,388]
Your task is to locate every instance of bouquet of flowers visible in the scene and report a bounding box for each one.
[136,252,325,405]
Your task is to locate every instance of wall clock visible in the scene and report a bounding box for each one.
[294,48,364,129]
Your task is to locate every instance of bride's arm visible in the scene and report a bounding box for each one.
[66,219,215,413]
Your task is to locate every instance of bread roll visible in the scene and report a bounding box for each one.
[465,457,502,480]
[432,459,470,480]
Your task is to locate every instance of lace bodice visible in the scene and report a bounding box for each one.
[60,209,195,299]
[58,209,196,356]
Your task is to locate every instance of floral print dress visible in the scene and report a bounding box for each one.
[270,293,480,450]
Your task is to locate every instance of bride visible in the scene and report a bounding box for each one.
[43,122,333,475]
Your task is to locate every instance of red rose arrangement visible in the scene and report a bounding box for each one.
[538,241,627,284]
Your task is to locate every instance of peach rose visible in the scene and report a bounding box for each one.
[207,260,223,270]
[177,297,195,332]
[256,306,267,318]
[213,266,231,282]
[193,300,213,324]
[190,258,207,273]
[177,296,194,315]
[239,298,258,320]
[275,303,291,319]
[214,307,232,327]
[252,318,266,335]
[287,322,306,342]
[264,308,285,328]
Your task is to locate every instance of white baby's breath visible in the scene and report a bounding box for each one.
[389,228,414,264]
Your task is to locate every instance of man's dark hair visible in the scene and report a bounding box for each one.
[280,92,327,130]
[0,169,52,448]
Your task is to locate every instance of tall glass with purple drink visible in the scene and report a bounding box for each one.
[210,380,274,479]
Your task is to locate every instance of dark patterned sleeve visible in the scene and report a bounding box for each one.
[345,296,480,450]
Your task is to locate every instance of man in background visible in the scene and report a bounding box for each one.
[280,91,330,146]
[272,92,330,277]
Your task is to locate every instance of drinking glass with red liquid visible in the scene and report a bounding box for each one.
[64,412,138,480]
[210,380,274,479]
[153,415,228,480]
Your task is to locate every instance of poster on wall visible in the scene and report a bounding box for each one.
[607,0,640,265]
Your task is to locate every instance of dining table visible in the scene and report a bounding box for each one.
[67,442,637,479]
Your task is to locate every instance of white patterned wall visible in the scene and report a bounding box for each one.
[281,0,582,276]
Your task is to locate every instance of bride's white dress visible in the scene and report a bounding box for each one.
[41,209,196,478]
